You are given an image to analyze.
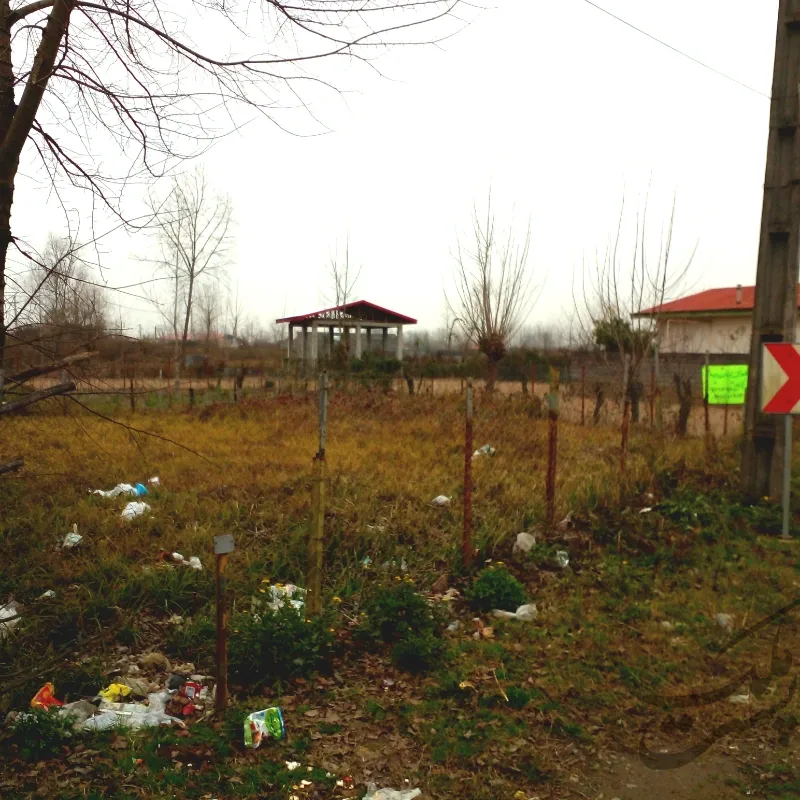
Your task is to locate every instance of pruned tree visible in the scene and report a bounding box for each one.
[447,195,533,392]
[195,281,221,354]
[0,0,464,404]
[145,167,231,378]
[574,196,696,422]
[325,236,361,309]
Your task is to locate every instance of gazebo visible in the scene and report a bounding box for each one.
[276,301,417,366]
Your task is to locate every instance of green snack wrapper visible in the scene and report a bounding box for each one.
[244,706,285,749]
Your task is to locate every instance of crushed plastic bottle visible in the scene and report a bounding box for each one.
[362,784,422,800]
[555,550,569,569]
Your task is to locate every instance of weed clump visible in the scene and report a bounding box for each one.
[361,582,447,673]
[229,604,333,688]
[467,565,527,612]
[10,709,76,758]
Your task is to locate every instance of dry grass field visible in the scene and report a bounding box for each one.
[0,392,798,799]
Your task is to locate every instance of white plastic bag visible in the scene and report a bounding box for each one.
[121,501,151,520]
[0,600,21,639]
[492,604,538,622]
[82,692,180,731]
[512,532,536,555]
[431,495,451,507]
[94,483,146,498]
[363,784,422,800]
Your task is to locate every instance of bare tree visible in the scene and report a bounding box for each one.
[447,195,534,392]
[145,167,231,376]
[325,236,361,308]
[227,282,244,343]
[574,196,695,421]
[195,281,221,353]
[0,1,463,393]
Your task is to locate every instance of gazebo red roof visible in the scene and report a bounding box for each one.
[276,300,417,325]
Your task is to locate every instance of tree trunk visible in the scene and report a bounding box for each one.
[674,374,692,437]
[593,383,605,425]
[628,380,643,423]
[486,358,499,393]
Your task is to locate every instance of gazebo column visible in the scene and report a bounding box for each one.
[310,322,318,368]
[382,328,388,355]
[396,325,404,361]
[328,326,335,357]
[288,325,294,360]
[366,328,372,353]
[355,323,362,358]
[301,325,308,363]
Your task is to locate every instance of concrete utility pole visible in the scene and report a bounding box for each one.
[742,0,800,500]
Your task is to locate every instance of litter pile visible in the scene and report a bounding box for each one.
[6,650,214,734]
[91,476,160,521]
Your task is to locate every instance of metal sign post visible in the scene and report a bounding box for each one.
[214,534,235,713]
[759,343,800,539]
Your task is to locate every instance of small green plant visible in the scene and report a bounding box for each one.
[229,604,333,688]
[392,629,446,674]
[467,565,527,612]
[10,708,76,758]
[506,685,531,710]
[361,582,439,643]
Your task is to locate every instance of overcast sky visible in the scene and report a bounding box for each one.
[14,0,780,338]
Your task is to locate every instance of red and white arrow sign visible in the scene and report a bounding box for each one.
[762,343,800,414]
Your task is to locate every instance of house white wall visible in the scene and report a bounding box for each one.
[657,315,800,354]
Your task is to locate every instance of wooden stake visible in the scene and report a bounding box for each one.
[307,372,328,617]
[463,381,474,568]
[214,547,230,714]
[546,367,559,528]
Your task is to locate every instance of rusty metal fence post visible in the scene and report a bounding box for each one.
[620,354,631,476]
[546,367,559,528]
[307,372,328,617]
[463,380,474,568]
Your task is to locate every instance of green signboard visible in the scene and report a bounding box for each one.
[701,365,748,405]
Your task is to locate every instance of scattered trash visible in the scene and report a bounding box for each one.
[59,700,99,726]
[0,600,21,640]
[286,761,301,771]
[362,783,422,800]
[121,677,150,698]
[148,476,160,486]
[555,512,573,532]
[163,552,203,571]
[381,558,408,572]
[61,524,82,550]
[39,590,56,600]
[555,550,570,569]
[729,693,752,705]
[513,532,537,555]
[168,614,184,626]
[31,683,64,710]
[93,483,148,498]
[660,621,675,632]
[441,588,459,602]
[166,680,205,717]
[472,444,496,459]
[639,507,653,514]
[446,621,461,633]
[366,524,386,532]
[167,674,186,691]
[84,691,181,731]
[492,604,538,622]
[715,613,734,633]
[244,707,285,749]
[121,501,151,520]
[431,495,451,507]
[472,618,494,639]
[99,683,132,703]
[361,556,373,568]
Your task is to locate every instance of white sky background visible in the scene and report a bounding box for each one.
[11,0,780,338]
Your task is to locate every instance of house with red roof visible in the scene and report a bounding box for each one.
[633,285,800,354]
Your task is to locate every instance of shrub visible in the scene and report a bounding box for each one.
[10,709,76,758]
[392,630,446,674]
[229,604,333,688]
[468,565,527,612]
[361,583,438,643]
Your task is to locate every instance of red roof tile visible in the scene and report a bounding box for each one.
[276,300,417,325]
[635,286,800,316]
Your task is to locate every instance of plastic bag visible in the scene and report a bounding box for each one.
[252,584,306,614]
[512,532,536,555]
[121,501,151,520]
[98,683,132,702]
[431,495,451,507]
[492,604,538,622]
[244,707,285,749]
[83,692,180,731]
[62,524,82,549]
[31,683,64,710]
[472,444,496,458]
[0,600,21,639]
[363,784,422,800]
[93,483,147,498]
